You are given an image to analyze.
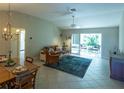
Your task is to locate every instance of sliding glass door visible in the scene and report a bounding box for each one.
[71,34,80,55]
[71,33,102,58]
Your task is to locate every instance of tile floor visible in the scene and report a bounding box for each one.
[34,57,124,89]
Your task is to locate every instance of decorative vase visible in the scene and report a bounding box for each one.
[5,51,15,67]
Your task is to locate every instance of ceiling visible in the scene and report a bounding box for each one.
[0,3,124,29]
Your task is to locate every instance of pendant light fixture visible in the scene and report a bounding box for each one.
[2,3,19,40]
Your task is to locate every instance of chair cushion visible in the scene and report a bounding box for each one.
[48,48,54,53]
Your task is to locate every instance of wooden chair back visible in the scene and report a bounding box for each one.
[12,69,38,89]
[25,56,33,63]
[30,68,38,89]
[15,71,33,89]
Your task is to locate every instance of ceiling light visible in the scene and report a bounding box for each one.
[2,3,19,40]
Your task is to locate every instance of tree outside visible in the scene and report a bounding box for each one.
[80,34,100,51]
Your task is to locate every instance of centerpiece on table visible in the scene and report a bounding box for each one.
[5,51,16,67]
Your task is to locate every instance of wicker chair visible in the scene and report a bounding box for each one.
[45,51,60,65]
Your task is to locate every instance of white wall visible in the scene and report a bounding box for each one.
[119,12,124,53]
[0,11,61,58]
[61,27,119,59]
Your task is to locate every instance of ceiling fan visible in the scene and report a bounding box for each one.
[54,7,76,17]
[55,7,79,28]
[67,8,76,15]
[69,8,78,28]
[60,7,78,28]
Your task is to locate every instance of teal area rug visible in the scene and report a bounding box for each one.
[45,55,92,78]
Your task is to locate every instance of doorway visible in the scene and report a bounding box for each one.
[19,30,25,65]
[11,28,25,65]
[71,33,102,58]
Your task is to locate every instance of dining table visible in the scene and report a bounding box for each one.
[0,58,40,88]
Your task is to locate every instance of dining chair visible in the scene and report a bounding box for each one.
[10,69,38,89]
[25,56,33,63]
[14,71,33,89]
[0,83,7,89]
[30,68,38,89]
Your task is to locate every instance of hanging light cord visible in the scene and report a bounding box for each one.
[8,3,11,23]
[72,15,75,24]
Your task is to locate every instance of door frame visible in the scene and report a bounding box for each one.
[71,34,80,55]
